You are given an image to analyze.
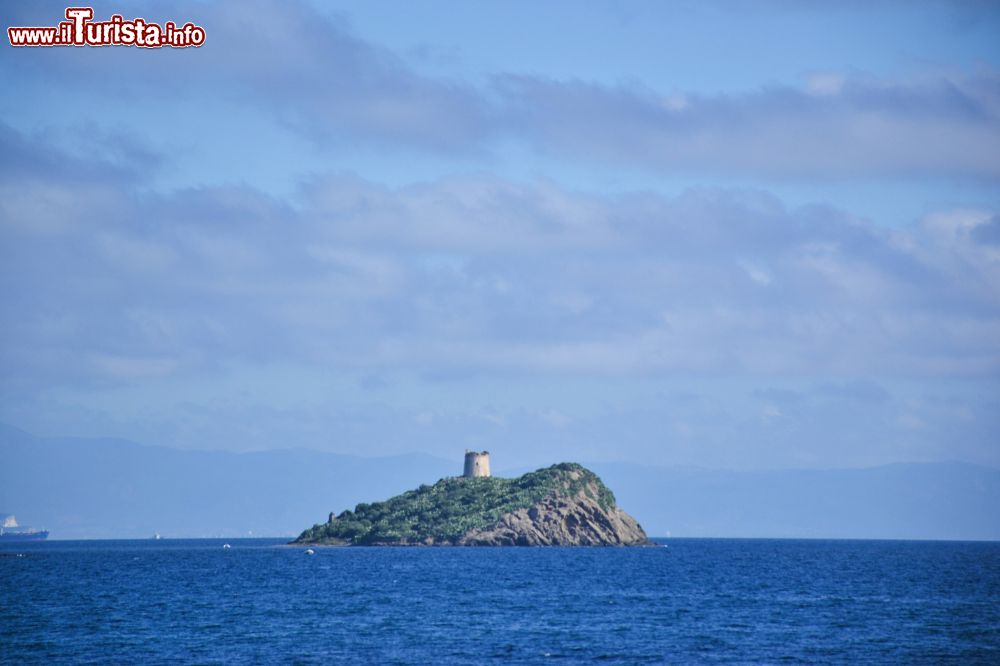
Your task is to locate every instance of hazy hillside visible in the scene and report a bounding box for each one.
[591,461,1000,541]
[0,424,455,539]
[3,424,998,540]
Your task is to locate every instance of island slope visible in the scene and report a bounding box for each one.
[293,462,650,546]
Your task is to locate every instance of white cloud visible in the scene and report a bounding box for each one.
[2,126,999,391]
[804,72,846,96]
[4,2,999,182]
[88,353,179,380]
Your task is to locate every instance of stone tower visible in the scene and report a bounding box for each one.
[463,450,491,478]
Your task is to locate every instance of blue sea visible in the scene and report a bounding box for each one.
[2,538,998,664]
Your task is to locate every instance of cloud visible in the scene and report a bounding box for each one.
[2,0,492,153]
[2,124,998,394]
[736,379,1000,467]
[972,215,1000,246]
[4,1,999,180]
[497,73,1000,180]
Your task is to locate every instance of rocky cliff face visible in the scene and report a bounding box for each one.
[459,472,648,546]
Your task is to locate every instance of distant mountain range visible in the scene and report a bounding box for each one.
[2,423,998,540]
[593,461,1000,541]
[0,423,454,539]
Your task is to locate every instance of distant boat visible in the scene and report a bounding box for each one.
[153,533,162,540]
[0,514,48,541]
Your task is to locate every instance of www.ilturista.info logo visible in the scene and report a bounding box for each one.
[8,7,205,48]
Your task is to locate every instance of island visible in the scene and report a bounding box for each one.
[292,456,650,547]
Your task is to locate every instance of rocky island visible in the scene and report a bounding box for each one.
[293,459,650,547]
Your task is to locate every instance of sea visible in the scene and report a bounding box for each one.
[1,538,998,664]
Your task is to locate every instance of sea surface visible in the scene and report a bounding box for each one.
[2,538,998,664]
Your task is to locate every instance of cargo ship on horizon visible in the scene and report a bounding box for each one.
[0,514,48,541]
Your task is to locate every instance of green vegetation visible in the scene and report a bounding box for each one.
[294,462,617,545]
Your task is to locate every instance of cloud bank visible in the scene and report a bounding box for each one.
[2,124,998,391]
[5,0,1000,180]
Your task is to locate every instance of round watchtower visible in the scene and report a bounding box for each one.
[463,450,491,478]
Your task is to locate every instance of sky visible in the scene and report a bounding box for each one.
[1,1,999,471]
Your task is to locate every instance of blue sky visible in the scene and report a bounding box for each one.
[1,1,998,470]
